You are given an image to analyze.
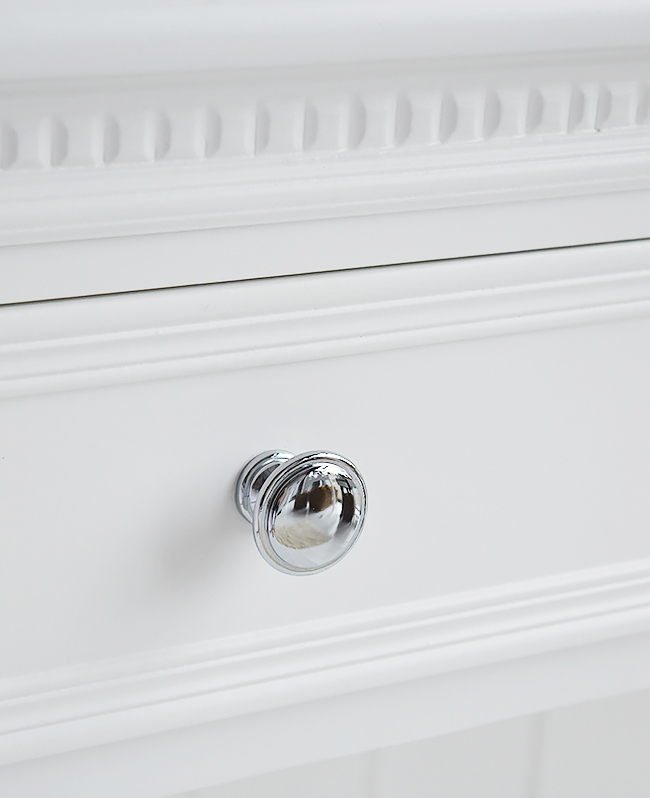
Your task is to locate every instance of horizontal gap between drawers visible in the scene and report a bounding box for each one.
[1,238,650,399]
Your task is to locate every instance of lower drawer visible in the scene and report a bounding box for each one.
[2,239,650,796]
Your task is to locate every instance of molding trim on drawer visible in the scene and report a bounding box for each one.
[1,51,650,247]
[2,557,650,767]
[2,239,650,399]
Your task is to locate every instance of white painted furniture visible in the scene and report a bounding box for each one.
[174,688,650,798]
[1,3,650,796]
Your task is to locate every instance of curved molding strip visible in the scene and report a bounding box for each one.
[1,238,650,399]
[3,2,650,80]
[1,556,650,768]
[1,51,650,248]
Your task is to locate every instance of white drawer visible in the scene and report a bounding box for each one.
[2,240,650,796]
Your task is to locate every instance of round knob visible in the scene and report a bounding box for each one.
[235,450,367,575]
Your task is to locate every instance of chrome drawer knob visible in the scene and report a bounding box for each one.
[235,450,367,575]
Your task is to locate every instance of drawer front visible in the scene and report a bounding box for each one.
[2,240,650,796]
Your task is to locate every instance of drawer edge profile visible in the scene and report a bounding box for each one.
[1,557,650,780]
[1,239,650,400]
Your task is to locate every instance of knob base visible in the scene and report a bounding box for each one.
[235,450,294,523]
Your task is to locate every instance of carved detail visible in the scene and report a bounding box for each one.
[1,70,649,172]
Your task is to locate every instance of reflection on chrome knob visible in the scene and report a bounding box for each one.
[235,450,367,575]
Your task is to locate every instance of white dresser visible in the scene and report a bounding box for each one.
[2,2,650,796]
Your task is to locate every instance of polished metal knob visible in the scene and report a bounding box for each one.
[235,450,367,575]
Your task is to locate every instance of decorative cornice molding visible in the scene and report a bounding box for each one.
[2,557,650,767]
[1,238,650,399]
[1,51,650,249]
[1,61,648,173]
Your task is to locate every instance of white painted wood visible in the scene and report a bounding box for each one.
[2,557,650,765]
[371,717,537,798]
[2,53,648,179]
[2,4,649,796]
[172,690,650,798]
[1,240,650,795]
[1,47,650,301]
[537,689,650,798]
[2,635,649,797]
[2,194,650,305]
[178,717,537,798]
[2,1,650,80]
[185,753,372,798]
[2,239,650,398]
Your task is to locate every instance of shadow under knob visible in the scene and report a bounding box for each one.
[235,450,367,575]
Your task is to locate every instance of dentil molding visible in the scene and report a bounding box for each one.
[1,55,648,172]
[2,5,650,301]
[1,50,650,249]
